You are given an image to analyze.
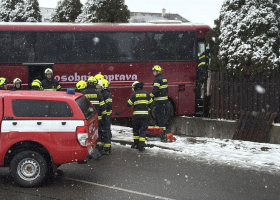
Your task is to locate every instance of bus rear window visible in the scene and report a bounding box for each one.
[76,96,96,120]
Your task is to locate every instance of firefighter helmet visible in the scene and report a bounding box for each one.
[151,65,162,72]
[31,79,42,90]
[0,78,6,86]
[87,76,97,84]
[96,80,104,89]
[103,79,109,88]
[94,74,104,80]
[0,77,9,86]
[45,68,53,76]
[13,78,22,87]
[76,80,87,90]
[132,81,139,92]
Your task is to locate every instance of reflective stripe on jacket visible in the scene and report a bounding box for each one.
[127,89,153,118]
[151,74,168,102]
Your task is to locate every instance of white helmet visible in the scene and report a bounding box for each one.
[132,81,139,92]
[13,78,22,87]
[45,68,53,77]
[96,79,104,89]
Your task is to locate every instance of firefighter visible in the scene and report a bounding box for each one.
[11,78,22,91]
[31,79,43,90]
[76,80,87,93]
[96,79,112,155]
[82,76,107,154]
[102,79,112,137]
[150,65,169,140]
[127,81,153,151]
[196,49,210,98]
[42,68,61,91]
[0,77,10,90]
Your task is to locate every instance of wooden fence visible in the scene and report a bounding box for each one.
[210,72,280,123]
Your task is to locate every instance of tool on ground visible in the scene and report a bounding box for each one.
[146,127,176,142]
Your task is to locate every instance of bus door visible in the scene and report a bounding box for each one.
[24,64,54,89]
[0,65,28,90]
[196,39,207,115]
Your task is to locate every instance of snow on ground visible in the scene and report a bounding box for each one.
[111,125,280,174]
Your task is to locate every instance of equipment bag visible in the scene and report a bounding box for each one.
[163,133,176,142]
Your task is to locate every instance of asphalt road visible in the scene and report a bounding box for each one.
[0,143,280,200]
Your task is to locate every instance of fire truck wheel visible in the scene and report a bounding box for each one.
[10,151,48,187]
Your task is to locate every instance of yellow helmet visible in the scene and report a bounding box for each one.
[132,81,139,92]
[94,74,104,80]
[96,80,104,89]
[103,79,109,88]
[13,78,22,87]
[151,65,162,72]
[45,68,53,76]
[0,77,6,86]
[76,80,87,90]
[87,76,97,84]
[31,79,42,89]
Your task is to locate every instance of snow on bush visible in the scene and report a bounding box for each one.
[75,0,101,23]
[219,0,280,78]
[51,0,83,22]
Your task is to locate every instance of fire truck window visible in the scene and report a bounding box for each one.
[50,101,73,117]
[12,100,50,117]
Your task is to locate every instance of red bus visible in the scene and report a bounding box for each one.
[0,21,210,123]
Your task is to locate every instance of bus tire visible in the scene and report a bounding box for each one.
[149,101,174,126]
[10,151,48,187]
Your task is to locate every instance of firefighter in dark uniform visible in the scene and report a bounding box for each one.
[82,76,107,154]
[11,78,22,91]
[42,68,61,91]
[127,81,153,151]
[196,50,209,98]
[96,79,112,155]
[31,79,43,90]
[150,65,168,139]
[76,80,87,93]
[102,79,112,138]
[0,77,9,90]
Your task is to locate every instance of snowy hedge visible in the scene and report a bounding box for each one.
[211,0,280,78]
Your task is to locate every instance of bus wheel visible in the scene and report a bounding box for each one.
[149,101,174,126]
[164,101,174,125]
[10,151,48,187]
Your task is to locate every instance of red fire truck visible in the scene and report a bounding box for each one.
[0,21,210,122]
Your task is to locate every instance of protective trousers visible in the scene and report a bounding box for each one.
[155,102,166,131]
[97,118,110,151]
[102,117,111,151]
[107,115,112,138]
[132,117,148,148]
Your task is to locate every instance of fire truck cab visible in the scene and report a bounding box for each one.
[0,90,99,187]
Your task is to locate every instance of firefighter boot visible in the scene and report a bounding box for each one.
[101,147,111,155]
[138,141,145,152]
[131,139,139,149]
